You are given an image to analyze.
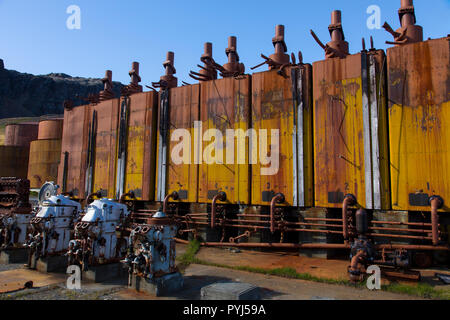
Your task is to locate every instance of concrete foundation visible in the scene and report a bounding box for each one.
[82,262,125,283]
[201,282,261,300]
[130,272,183,296]
[298,207,343,259]
[36,255,68,273]
[0,248,29,264]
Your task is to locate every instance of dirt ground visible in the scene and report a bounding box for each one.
[0,244,448,300]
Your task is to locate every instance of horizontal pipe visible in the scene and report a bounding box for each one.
[366,233,432,240]
[304,218,343,222]
[174,239,449,251]
[371,221,433,227]
[369,226,432,234]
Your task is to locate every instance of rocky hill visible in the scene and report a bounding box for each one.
[0,59,124,119]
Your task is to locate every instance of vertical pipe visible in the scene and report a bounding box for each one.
[430,196,443,246]
[270,193,285,233]
[211,192,227,229]
[342,194,356,242]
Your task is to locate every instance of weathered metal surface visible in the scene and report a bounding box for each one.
[27,139,62,188]
[91,99,120,199]
[388,37,450,212]
[251,66,313,206]
[313,50,390,209]
[155,84,200,203]
[37,119,63,140]
[383,0,423,46]
[4,123,38,148]
[118,91,157,201]
[198,76,251,204]
[0,146,29,178]
[57,105,91,198]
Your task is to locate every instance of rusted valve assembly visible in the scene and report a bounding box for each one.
[99,70,115,101]
[217,36,246,78]
[189,42,218,82]
[383,0,423,46]
[252,25,295,77]
[310,10,349,59]
[152,52,178,90]
[121,62,143,95]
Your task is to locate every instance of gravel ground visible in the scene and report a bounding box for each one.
[0,283,123,300]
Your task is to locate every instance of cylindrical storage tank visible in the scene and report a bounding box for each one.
[37,119,63,140]
[0,146,29,178]
[27,139,62,188]
[4,123,39,147]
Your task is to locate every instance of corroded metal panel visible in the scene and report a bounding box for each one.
[27,139,62,188]
[119,92,157,201]
[198,76,250,204]
[251,66,313,206]
[155,84,200,203]
[388,37,450,212]
[57,105,90,198]
[91,99,120,198]
[0,146,29,178]
[313,51,390,209]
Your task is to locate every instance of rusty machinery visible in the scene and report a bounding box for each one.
[67,194,132,270]
[252,24,301,77]
[310,10,349,59]
[25,182,82,269]
[0,178,33,250]
[122,206,179,286]
[382,0,423,46]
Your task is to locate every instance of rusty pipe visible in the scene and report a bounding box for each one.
[211,192,227,229]
[348,250,366,282]
[86,191,102,205]
[342,194,356,241]
[119,191,135,204]
[270,193,285,233]
[430,196,444,246]
[162,191,179,214]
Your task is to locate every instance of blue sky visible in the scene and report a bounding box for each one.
[0,0,449,85]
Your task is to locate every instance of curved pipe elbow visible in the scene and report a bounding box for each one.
[162,191,179,214]
[86,191,102,205]
[211,192,227,229]
[119,191,135,204]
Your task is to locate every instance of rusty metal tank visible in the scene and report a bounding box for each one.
[250,26,313,207]
[4,123,38,148]
[37,119,63,140]
[312,11,390,210]
[0,146,29,178]
[27,139,62,188]
[57,105,91,199]
[115,91,158,201]
[387,36,450,212]
[198,75,251,204]
[89,98,120,199]
[155,84,200,203]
